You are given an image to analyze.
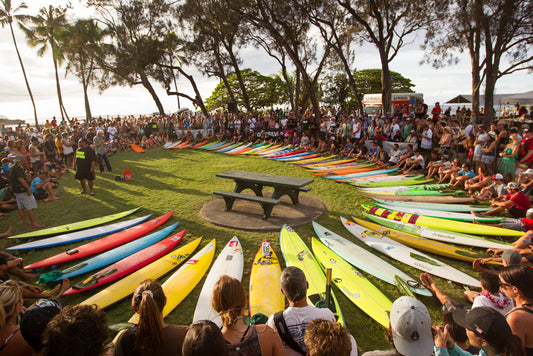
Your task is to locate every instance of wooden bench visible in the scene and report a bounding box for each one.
[214,191,281,219]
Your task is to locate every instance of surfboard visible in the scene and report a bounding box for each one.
[192,237,244,327]
[131,144,145,153]
[280,225,345,325]
[362,193,476,203]
[63,230,185,295]
[363,205,522,237]
[24,211,174,270]
[313,221,431,297]
[341,218,481,287]
[129,239,216,323]
[9,207,140,239]
[373,202,504,222]
[363,213,512,250]
[371,199,492,212]
[352,218,490,262]
[80,238,201,310]
[249,240,285,320]
[7,215,151,251]
[312,238,392,327]
[48,223,178,282]
[324,168,398,180]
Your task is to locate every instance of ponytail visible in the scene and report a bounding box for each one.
[132,280,165,352]
[0,304,6,328]
[0,282,22,327]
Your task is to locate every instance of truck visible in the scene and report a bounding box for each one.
[363,93,424,116]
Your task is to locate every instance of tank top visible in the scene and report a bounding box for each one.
[505,307,533,356]
[227,325,263,356]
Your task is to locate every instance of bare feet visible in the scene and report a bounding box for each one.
[419,273,436,295]
[55,278,70,298]
[89,191,95,196]
[31,223,44,229]
[1,225,12,238]
[42,283,61,298]
[470,210,479,224]
[78,191,87,195]
[43,198,52,202]
[52,196,60,200]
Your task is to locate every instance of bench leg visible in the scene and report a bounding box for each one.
[261,203,275,219]
[222,197,235,211]
[272,187,299,204]
[234,181,264,197]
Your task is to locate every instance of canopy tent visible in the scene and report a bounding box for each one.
[446,95,471,104]
[499,91,533,106]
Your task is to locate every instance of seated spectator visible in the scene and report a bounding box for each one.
[363,296,433,356]
[41,304,108,356]
[31,170,59,202]
[213,275,283,356]
[499,265,533,353]
[304,319,354,356]
[402,149,425,173]
[440,312,479,354]
[267,267,357,356]
[19,298,63,354]
[434,307,524,356]
[481,182,531,218]
[449,163,476,189]
[464,166,493,195]
[425,153,451,179]
[182,320,227,356]
[475,173,508,201]
[437,159,461,183]
[0,282,34,356]
[112,279,187,356]
[370,145,388,165]
[384,143,402,167]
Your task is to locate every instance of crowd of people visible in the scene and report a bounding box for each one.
[0,100,533,355]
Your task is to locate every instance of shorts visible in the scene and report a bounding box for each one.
[442,300,468,314]
[14,192,38,210]
[33,188,48,200]
[75,170,95,181]
[502,218,527,231]
[509,206,527,219]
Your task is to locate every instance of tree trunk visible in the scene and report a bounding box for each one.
[80,58,92,122]
[52,54,69,124]
[379,48,392,116]
[295,71,301,115]
[226,49,251,112]
[483,67,496,128]
[9,23,38,126]
[139,71,165,115]
[176,67,209,118]
[214,50,238,110]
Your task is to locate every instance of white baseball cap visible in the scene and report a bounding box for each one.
[492,173,503,180]
[525,169,533,176]
[390,296,434,356]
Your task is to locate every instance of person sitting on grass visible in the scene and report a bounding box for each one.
[383,143,402,167]
[182,320,227,356]
[480,181,531,218]
[393,144,415,170]
[474,173,508,201]
[425,152,451,179]
[437,159,462,184]
[464,166,493,195]
[31,170,59,202]
[449,162,476,189]
[304,319,353,356]
[403,149,425,174]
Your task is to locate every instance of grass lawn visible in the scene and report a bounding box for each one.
[0,146,487,352]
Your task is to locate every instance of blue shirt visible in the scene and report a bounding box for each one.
[30,176,43,193]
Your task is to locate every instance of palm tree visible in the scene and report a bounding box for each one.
[21,5,70,123]
[62,19,108,123]
[0,0,38,126]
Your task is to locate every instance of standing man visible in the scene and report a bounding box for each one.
[75,138,97,196]
[9,155,44,228]
[93,130,112,174]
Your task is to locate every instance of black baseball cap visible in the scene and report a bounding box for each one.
[20,299,64,351]
[452,307,511,346]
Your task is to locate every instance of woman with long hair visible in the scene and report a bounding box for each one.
[0,282,33,356]
[498,133,520,180]
[211,275,284,356]
[112,280,187,356]
[499,265,533,355]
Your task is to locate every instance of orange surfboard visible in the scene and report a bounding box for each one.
[131,144,145,153]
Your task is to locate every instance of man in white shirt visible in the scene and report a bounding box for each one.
[267,267,357,356]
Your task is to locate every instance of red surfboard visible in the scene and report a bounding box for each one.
[62,229,185,296]
[25,211,174,270]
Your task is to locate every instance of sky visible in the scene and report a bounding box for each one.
[0,0,531,124]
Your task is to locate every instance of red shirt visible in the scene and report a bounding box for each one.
[506,191,531,212]
[521,217,533,230]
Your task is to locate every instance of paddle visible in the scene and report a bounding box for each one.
[325,268,332,309]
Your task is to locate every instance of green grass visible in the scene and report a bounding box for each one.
[0,146,487,352]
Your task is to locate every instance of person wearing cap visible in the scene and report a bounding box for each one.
[8,155,43,229]
[363,296,434,356]
[19,299,63,354]
[475,173,508,200]
[434,307,524,356]
[499,265,533,354]
[516,128,533,175]
[93,130,113,174]
[517,168,533,196]
[480,181,531,218]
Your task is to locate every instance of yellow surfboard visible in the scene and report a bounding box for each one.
[81,238,201,310]
[280,225,345,325]
[129,239,216,323]
[249,240,285,318]
[312,238,392,327]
